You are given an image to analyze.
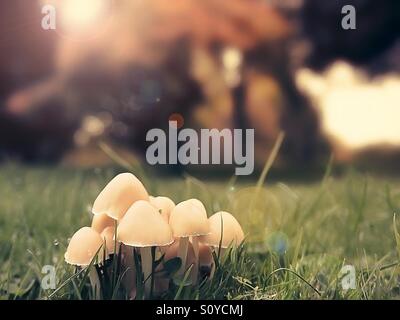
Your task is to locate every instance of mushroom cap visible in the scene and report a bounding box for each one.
[92,173,149,220]
[64,227,104,266]
[149,196,175,223]
[91,212,115,233]
[199,211,244,248]
[101,226,118,256]
[169,199,210,237]
[117,200,173,247]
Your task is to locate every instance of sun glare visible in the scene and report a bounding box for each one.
[296,62,400,149]
[59,0,110,33]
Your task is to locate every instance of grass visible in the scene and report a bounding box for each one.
[0,162,400,300]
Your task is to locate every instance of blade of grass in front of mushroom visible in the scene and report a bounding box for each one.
[120,244,137,299]
[174,264,193,300]
[111,260,130,300]
[153,252,166,270]
[110,219,119,291]
[97,238,110,298]
[133,248,144,300]
[110,243,123,299]
[206,245,243,299]
[78,245,104,299]
[150,246,156,298]
[97,241,108,298]
[71,277,83,300]
[217,213,224,261]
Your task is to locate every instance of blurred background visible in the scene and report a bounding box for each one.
[0,0,399,176]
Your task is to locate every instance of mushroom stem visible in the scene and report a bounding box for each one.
[121,245,136,299]
[191,236,199,284]
[89,267,102,300]
[140,247,153,297]
[177,237,189,276]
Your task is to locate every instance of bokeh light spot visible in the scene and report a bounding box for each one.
[266,231,289,255]
[169,113,185,129]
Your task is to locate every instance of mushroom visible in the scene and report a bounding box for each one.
[92,172,149,220]
[169,199,209,277]
[91,212,115,233]
[65,227,104,266]
[64,227,104,299]
[117,200,173,297]
[199,211,244,257]
[149,196,175,223]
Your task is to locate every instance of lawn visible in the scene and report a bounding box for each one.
[0,163,399,300]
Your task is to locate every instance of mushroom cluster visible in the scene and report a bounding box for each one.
[64,173,244,299]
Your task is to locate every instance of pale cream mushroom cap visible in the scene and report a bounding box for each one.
[91,213,115,233]
[149,196,175,222]
[92,173,149,220]
[117,200,173,247]
[169,199,210,237]
[199,211,244,248]
[101,226,118,256]
[64,227,104,266]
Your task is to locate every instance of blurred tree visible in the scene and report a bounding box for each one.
[0,0,330,170]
